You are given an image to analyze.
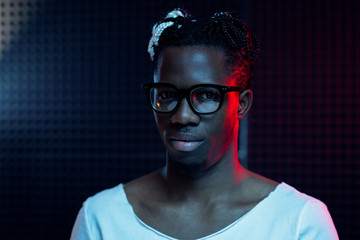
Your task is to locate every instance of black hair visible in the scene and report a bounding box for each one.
[148,8,259,90]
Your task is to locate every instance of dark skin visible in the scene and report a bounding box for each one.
[125,46,278,239]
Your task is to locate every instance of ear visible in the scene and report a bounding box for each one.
[238,89,253,119]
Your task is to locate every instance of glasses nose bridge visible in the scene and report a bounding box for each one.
[175,88,196,113]
[177,88,191,101]
[170,88,200,125]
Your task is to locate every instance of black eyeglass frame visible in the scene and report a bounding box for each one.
[142,82,244,114]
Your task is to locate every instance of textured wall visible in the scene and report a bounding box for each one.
[248,1,359,239]
[0,0,358,239]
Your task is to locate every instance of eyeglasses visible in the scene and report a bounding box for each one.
[142,83,244,114]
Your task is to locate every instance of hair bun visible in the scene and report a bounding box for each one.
[165,10,184,19]
[147,9,187,61]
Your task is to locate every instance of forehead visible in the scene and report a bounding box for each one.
[155,46,232,87]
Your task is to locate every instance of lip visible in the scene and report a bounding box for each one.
[168,133,204,152]
[170,139,204,152]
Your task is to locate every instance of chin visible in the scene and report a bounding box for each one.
[171,160,209,177]
[167,151,208,175]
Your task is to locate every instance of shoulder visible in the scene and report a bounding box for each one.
[274,183,314,203]
[84,183,126,209]
[244,171,317,208]
[239,171,279,203]
[80,183,133,223]
[71,184,131,240]
[271,183,339,239]
[267,182,325,213]
[124,169,164,201]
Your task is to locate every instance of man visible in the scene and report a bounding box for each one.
[71,9,338,239]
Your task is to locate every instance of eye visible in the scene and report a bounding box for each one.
[195,89,220,102]
[158,90,177,100]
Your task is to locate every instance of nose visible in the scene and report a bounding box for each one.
[170,98,200,126]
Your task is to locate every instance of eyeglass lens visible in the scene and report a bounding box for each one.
[191,87,221,113]
[149,86,221,113]
[150,87,178,112]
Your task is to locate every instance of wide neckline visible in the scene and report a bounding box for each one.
[120,182,285,240]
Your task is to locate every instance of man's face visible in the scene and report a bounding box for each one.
[154,46,241,173]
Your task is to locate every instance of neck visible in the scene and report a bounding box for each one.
[161,142,248,201]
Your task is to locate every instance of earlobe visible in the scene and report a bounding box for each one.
[238,89,253,119]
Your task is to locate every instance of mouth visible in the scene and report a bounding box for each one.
[169,139,204,152]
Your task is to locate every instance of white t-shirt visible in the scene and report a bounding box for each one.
[70,182,338,240]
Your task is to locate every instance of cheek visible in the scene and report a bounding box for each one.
[222,95,239,128]
[225,95,239,118]
[153,112,175,145]
[153,113,166,137]
[208,96,239,140]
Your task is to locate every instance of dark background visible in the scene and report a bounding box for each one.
[0,0,358,239]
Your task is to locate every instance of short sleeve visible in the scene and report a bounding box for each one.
[299,199,339,240]
[70,205,93,240]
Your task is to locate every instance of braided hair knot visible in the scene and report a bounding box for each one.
[204,11,259,62]
[147,9,187,60]
[148,8,259,89]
